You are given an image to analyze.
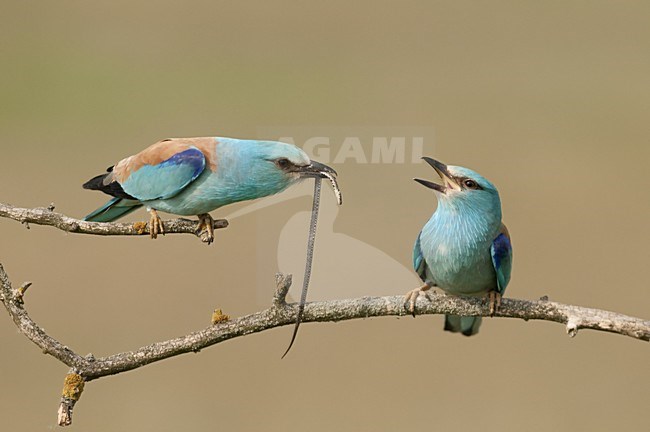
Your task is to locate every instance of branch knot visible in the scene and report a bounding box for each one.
[273,273,292,307]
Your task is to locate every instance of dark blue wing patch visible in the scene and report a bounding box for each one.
[413,232,428,282]
[121,147,206,201]
[490,232,512,294]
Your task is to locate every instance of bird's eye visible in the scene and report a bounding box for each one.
[463,179,478,189]
[276,158,291,169]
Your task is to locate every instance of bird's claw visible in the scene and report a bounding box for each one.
[488,291,502,316]
[196,213,215,245]
[403,284,432,317]
[149,209,164,239]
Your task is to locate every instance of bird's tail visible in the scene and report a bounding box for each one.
[84,197,142,222]
[444,315,482,336]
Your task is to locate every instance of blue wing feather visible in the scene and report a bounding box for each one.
[490,232,512,294]
[121,148,206,201]
[413,232,428,282]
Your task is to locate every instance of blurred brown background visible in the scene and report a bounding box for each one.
[1,1,648,431]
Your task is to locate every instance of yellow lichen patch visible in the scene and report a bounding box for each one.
[211,309,230,325]
[61,373,85,400]
[133,221,148,234]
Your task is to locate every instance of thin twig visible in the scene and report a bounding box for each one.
[0,202,228,239]
[273,273,292,307]
[0,264,88,371]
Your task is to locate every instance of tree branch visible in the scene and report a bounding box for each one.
[1,262,648,425]
[0,202,228,241]
[2,203,649,425]
[0,264,88,370]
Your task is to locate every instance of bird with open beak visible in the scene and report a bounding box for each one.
[83,136,340,243]
[405,157,512,336]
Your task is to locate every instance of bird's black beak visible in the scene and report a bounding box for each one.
[295,160,342,205]
[414,157,460,193]
[295,160,338,178]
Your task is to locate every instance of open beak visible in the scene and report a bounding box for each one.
[414,157,460,193]
[295,160,342,205]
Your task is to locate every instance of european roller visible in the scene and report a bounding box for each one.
[83,136,338,243]
[405,157,512,336]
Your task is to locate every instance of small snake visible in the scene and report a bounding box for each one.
[282,171,342,358]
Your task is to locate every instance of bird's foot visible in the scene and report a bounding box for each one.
[404,284,432,317]
[149,209,164,239]
[487,291,502,316]
[196,213,215,244]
